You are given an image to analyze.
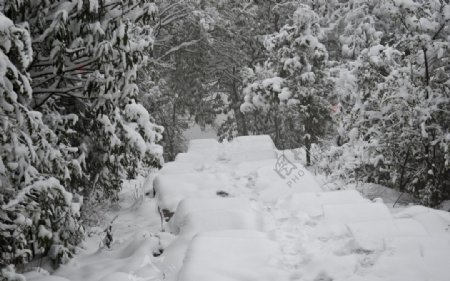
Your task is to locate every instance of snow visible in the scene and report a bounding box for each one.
[161,207,267,277]
[347,218,428,251]
[445,4,450,20]
[255,163,323,202]
[0,14,14,52]
[158,161,198,174]
[38,225,53,239]
[440,200,450,211]
[261,77,284,92]
[180,209,266,235]
[323,203,392,223]
[178,231,290,281]
[153,172,229,212]
[1,265,26,281]
[13,213,30,226]
[230,149,277,163]
[234,134,276,150]
[280,190,367,217]
[393,0,420,10]
[278,87,292,101]
[393,206,450,238]
[170,197,257,233]
[393,218,429,236]
[3,177,73,209]
[170,199,265,237]
[365,236,450,281]
[25,175,167,281]
[187,138,219,152]
[26,135,450,281]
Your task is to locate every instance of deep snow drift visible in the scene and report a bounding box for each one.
[25,135,450,281]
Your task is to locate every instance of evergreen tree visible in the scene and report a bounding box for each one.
[1,0,164,268]
[323,0,450,206]
[4,0,164,200]
[241,4,334,165]
[0,11,83,267]
[139,0,219,161]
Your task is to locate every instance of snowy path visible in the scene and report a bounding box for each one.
[154,135,450,281]
[26,135,450,281]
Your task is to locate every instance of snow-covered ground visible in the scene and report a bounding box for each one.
[23,173,172,281]
[24,135,450,281]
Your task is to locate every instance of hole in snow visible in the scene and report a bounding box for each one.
[216,191,229,197]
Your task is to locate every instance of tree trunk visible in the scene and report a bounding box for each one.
[305,115,312,166]
[305,140,311,167]
[273,107,280,148]
[231,92,248,136]
[398,146,411,192]
[165,102,177,161]
[231,67,248,136]
[423,47,430,97]
[274,114,279,147]
[236,111,248,136]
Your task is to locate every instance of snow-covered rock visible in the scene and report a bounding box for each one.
[153,172,228,212]
[170,198,258,233]
[178,231,290,281]
[347,218,428,251]
[158,161,198,175]
[323,203,393,224]
[281,190,367,217]
[180,210,266,235]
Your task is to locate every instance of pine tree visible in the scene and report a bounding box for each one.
[241,4,334,165]
[139,0,219,161]
[0,11,83,267]
[324,0,450,205]
[4,0,164,201]
[1,0,164,267]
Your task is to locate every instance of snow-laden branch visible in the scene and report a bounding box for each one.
[157,39,200,60]
[160,10,189,27]
[30,59,98,79]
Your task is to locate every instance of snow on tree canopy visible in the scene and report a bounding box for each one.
[1,10,84,267]
[1,0,164,268]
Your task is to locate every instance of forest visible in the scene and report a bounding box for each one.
[0,0,449,275]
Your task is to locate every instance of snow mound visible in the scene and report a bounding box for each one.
[227,135,277,163]
[256,162,323,202]
[233,159,278,177]
[174,152,216,164]
[161,199,266,278]
[233,135,276,151]
[323,202,392,224]
[153,172,228,212]
[282,190,367,217]
[394,205,450,239]
[188,138,219,152]
[158,161,197,175]
[230,149,277,163]
[347,218,428,251]
[178,231,290,281]
[180,209,266,235]
[32,134,450,281]
[366,238,450,281]
[385,236,450,258]
[170,198,257,233]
